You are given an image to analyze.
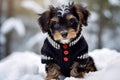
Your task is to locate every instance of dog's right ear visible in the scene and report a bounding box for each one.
[38,10,51,33]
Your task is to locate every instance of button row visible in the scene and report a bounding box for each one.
[63,44,69,62]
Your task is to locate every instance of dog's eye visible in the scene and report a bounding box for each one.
[50,21,56,26]
[69,19,75,25]
[50,21,59,29]
[69,18,78,25]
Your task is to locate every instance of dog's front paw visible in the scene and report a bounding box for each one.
[70,62,85,78]
[70,67,85,78]
[85,56,97,72]
[46,63,60,80]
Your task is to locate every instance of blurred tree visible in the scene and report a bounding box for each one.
[91,0,106,49]
[88,0,120,49]
[0,0,3,26]
[0,0,7,59]
[0,0,3,59]
[5,0,14,55]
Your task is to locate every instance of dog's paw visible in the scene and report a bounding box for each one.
[70,62,85,78]
[46,63,60,80]
[70,68,85,78]
[85,56,97,72]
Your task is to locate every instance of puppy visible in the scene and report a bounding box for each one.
[38,2,97,80]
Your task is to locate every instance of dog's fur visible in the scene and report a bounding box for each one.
[38,2,97,80]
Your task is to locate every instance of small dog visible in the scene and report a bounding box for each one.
[38,2,97,80]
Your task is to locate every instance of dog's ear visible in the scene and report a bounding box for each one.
[38,10,51,33]
[73,4,90,26]
[81,7,90,26]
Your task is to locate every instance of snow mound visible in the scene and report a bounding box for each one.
[0,51,45,80]
[0,49,120,80]
[89,48,120,70]
[1,18,25,36]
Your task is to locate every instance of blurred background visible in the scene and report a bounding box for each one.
[0,0,120,60]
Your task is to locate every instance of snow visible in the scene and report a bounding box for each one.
[21,0,44,13]
[0,49,120,80]
[0,51,45,80]
[89,48,120,70]
[103,9,112,18]
[89,11,99,22]
[108,0,120,6]
[26,32,47,49]
[1,18,25,37]
[0,31,6,45]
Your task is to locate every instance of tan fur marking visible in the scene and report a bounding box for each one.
[51,17,59,22]
[46,64,60,80]
[67,28,77,39]
[53,28,79,41]
[86,61,95,72]
[70,62,85,78]
[53,31,62,41]
[66,14,75,20]
[77,12,83,24]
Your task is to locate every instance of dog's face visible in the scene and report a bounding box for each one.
[38,3,90,44]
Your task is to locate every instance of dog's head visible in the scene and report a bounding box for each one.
[38,3,90,44]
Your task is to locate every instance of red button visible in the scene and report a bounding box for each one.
[64,50,69,55]
[64,57,68,62]
[63,44,68,49]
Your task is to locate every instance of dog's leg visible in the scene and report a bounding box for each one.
[45,63,60,80]
[70,62,86,78]
[85,56,97,72]
[70,57,97,78]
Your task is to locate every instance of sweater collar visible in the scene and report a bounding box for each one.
[47,34,82,49]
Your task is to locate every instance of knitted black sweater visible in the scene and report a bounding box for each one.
[41,36,88,77]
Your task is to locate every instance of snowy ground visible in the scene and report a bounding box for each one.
[0,48,120,80]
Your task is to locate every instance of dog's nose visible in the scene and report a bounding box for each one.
[61,32,68,38]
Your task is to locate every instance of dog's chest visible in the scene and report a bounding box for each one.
[41,36,88,76]
[42,36,88,64]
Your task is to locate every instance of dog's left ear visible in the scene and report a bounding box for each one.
[73,4,90,26]
[81,8,90,26]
